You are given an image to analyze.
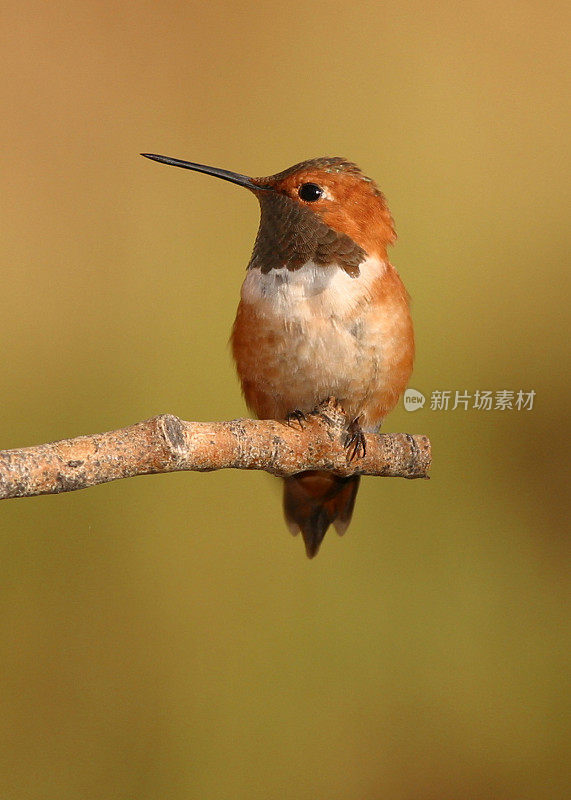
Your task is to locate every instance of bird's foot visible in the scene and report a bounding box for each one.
[344,417,366,461]
[285,409,308,430]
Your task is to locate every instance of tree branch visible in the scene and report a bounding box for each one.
[0,399,430,500]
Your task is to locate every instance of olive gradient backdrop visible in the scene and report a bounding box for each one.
[1,1,568,798]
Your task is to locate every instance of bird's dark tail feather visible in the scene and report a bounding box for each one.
[283,471,360,558]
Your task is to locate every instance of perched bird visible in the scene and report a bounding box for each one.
[142,154,414,557]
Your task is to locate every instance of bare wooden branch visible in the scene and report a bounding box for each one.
[0,399,430,500]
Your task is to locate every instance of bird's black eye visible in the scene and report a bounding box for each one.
[298,182,323,202]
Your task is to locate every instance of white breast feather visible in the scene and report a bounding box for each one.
[240,257,386,323]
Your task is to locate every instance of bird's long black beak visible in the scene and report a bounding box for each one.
[141,153,268,191]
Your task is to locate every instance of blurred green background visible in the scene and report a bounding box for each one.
[1,1,568,798]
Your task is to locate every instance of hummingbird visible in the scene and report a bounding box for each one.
[142,153,414,557]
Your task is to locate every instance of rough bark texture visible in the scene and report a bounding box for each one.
[0,399,431,500]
